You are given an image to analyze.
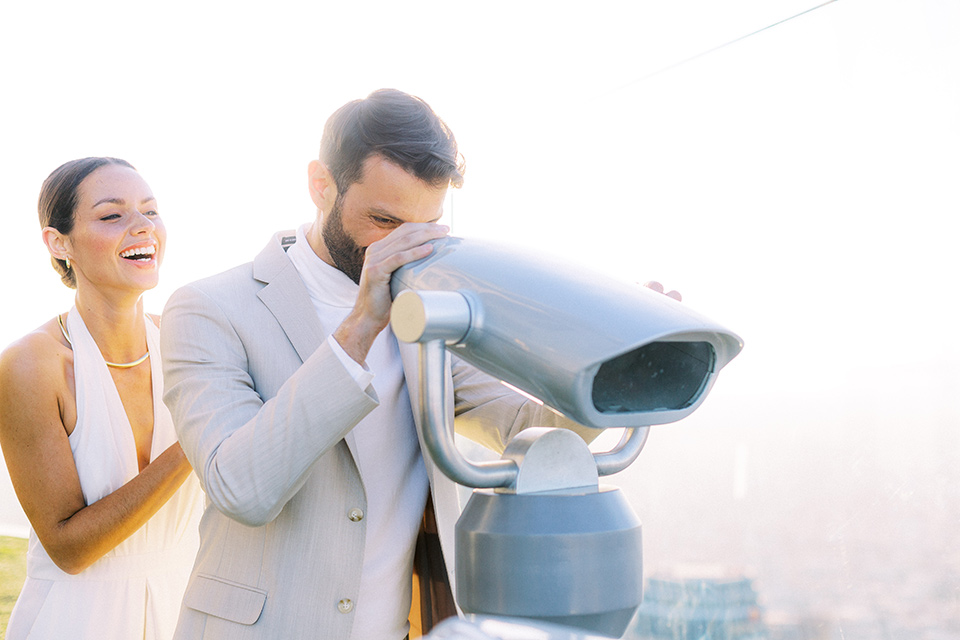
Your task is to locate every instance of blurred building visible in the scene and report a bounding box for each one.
[630,565,766,640]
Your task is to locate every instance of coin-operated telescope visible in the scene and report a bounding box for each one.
[390,237,742,638]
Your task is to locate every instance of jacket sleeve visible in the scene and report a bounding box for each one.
[160,283,379,527]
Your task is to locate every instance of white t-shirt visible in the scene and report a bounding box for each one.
[287,225,429,640]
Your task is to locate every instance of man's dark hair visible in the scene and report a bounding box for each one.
[38,157,136,289]
[320,88,465,194]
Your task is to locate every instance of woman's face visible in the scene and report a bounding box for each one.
[63,164,166,296]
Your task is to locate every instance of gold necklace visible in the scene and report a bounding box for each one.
[58,313,151,369]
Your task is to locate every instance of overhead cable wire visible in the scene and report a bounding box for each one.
[602,0,841,96]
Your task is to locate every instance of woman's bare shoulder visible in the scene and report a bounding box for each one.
[0,317,72,383]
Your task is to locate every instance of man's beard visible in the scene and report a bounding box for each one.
[322,195,365,285]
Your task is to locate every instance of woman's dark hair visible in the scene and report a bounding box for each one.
[38,157,136,288]
[320,88,465,194]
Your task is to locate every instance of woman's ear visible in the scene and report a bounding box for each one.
[307,160,338,213]
[41,226,70,263]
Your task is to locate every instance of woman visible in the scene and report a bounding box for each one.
[0,158,202,639]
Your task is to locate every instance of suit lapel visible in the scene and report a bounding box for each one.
[254,231,362,465]
[254,233,324,363]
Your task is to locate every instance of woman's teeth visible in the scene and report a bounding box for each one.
[120,246,156,260]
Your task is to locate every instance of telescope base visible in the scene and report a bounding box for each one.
[456,486,643,638]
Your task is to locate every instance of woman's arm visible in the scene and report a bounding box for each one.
[0,333,193,575]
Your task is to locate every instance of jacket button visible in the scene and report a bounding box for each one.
[338,598,354,613]
[348,508,364,522]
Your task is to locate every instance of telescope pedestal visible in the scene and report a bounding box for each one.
[456,486,643,638]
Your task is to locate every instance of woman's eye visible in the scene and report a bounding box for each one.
[144,210,159,217]
[100,213,121,221]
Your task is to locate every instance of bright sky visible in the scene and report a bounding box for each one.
[5,0,958,388]
[1,0,958,532]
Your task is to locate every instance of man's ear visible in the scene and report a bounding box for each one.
[307,160,338,212]
[41,226,70,263]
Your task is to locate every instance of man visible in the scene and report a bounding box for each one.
[160,89,599,639]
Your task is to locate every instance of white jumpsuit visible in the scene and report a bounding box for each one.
[5,308,202,640]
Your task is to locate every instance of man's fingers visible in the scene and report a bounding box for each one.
[366,243,434,281]
[370,223,448,256]
[363,224,448,278]
[644,280,682,302]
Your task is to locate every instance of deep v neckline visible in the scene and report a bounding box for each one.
[107,363,160,472]
[67,308,161,472]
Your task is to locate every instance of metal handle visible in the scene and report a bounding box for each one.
[594,426,650,476]
[419,339,519,488]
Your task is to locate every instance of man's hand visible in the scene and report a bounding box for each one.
[644,280,682,302]
[334,223,449,365]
